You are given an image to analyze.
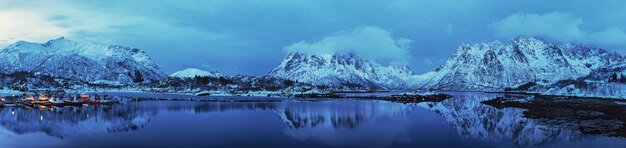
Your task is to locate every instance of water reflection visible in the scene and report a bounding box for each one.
[0,93,624,147]
[0,105,155,138]
[273,101,415,129]
[482,94,626,138]
[422,93,582,145]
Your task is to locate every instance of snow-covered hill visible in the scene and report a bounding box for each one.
[269,52,415,89]
[170,68,222,78]
[525,61,626,98]
[415,35,623,91]
[0,37,166,84]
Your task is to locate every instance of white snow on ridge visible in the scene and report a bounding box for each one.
[1,36,624,99]
[0,37,166,83]
[541,83,626,99]
[414,35,623,91]
[269,52,415,89]
[170,68,222,78]
[270,35,624,94]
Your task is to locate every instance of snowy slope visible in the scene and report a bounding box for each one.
[170,68,222,78]
[0,37,166,84]
[269,52,415,89]
[526,61,626,98]
[415,35,623,91]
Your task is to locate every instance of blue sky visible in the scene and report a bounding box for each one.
[1,0,625,75]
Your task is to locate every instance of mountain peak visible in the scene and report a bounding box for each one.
[0,38,166,83]
[271,51,415,89]
[170,68,222,78]
[287,51,359,60]
[44,36,75,45]
[416,36,623,91]
[4,40,38,50]
[511,35,548,45]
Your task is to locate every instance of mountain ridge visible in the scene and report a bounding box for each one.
[269,52,415,89]
[170,68,222,78]
[0,37,166,84]
[414,35,623,91]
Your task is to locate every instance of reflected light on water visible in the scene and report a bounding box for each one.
[0,92,624,148]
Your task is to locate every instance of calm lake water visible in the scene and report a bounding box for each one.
[1,92,626,148]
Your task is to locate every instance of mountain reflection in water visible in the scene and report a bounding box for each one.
[426,93,582,145]
[0,104,155,139]
[0,92,625,147]
[482,94,626,138]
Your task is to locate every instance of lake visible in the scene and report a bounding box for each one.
[1,92,625,148]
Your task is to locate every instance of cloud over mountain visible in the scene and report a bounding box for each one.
[491,12,626,51]
[284,26,412,65]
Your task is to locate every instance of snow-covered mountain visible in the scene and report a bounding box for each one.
[170,68,222,78]
[416,35,623,91]
[269,52,415,89]
[0,37,166,84]
[525,61,626,98]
